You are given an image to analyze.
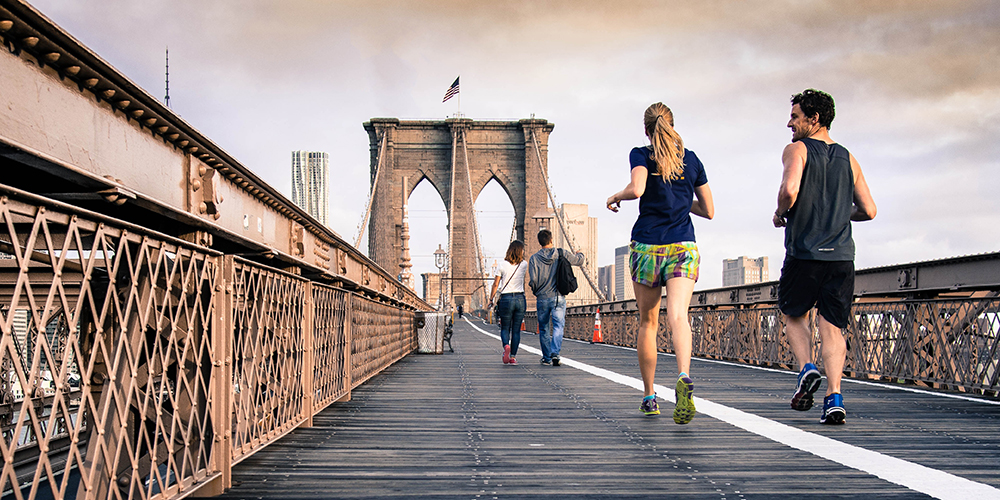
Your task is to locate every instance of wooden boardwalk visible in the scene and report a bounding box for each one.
[217,318,1000,500]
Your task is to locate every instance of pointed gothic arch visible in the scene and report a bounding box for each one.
[363,118,554,311]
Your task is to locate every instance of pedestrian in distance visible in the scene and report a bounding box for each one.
[527,229,584,367]
[774,89,876,425]
[488,240,528,365]
[606,102,714,424]
[457,303,464,319]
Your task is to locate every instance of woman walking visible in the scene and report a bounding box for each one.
[488,240,528,365]
[606,103,714,423]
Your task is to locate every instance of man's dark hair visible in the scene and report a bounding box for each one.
[537,229,552,246]
[791,89,835,130]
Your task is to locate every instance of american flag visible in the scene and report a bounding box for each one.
[442,77,460,102]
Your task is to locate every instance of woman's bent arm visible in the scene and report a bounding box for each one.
[690,183,714,219]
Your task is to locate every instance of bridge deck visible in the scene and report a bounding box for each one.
[217,319,1000,500]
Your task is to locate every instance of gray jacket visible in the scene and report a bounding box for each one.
[528,247,585,299]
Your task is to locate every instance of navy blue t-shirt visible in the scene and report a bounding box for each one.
[629,146,708,245]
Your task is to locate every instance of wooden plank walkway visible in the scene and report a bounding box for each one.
[217,318,1000,500]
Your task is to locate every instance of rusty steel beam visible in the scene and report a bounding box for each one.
[0,0,428,311]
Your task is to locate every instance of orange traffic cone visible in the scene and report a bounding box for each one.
[591,311,603,344]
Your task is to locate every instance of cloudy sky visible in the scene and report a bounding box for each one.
[27,0,1000,295]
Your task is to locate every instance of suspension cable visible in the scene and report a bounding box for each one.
[354,132,388,249]
[530,129,606,302]
[461,128,489,309]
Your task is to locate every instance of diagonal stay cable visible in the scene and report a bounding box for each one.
[529,129,605,301]
[354,131,388,249]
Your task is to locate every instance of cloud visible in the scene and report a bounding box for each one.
[23,0,1000,293]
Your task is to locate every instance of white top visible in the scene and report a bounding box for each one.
[496,259,526,294]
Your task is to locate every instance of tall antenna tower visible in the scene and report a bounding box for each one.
[164,47,171,108]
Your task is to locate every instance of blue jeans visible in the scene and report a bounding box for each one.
[498,293,526,356]
[536,295,566,360]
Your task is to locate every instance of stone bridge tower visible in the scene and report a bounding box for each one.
[363,118,554,311]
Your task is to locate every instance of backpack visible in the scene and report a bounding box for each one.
[554,249,578,295]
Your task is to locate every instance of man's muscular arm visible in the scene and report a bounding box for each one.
[849,153,877,221]
[773,142,806,228]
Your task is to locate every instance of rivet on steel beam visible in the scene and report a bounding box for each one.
[130,109,144,118]
[157,126,169,134]
[177,140,189,147]
[198,165,207,176]
[187,146,199,154]
[116,100,130,109]
[83,78,98,88]
[64,65,80,76]
[0,20,13,32]
[101,89,116,99]
[199,202,207,214]
[44,52,60,63]
[213,212,221,220]
[22,36,38,48]
[191,178,202,191]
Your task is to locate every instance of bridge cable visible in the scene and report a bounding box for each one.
[353,131,388,249]
[530,129,606,302]
[446,128,458,306]
[460,128,490,309]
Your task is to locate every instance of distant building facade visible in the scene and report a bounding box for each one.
[534,203,599,307]
[598,264,615,302]
[723,256,769,286]
[421,272,445,308]
[291,151,329,226]
[614,245,635,301]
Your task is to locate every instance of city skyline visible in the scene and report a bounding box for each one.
[26,0,1000,291]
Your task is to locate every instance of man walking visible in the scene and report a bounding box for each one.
[773,89,876,424]
[528,229,585,366]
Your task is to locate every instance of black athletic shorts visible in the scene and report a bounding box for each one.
[777,257,854,329]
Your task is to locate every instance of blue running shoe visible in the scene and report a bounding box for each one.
[820,393,846,425]
[791,363,822,411]
[673,376,696,424]
[640,395,660,416]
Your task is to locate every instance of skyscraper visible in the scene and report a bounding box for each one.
[291,151,329,226]
[534,203,599,307]
[598,264,615,302]
[614,245,635,301]
[723,256,769,287]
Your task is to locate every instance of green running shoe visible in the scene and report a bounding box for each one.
[640,395,660,415]
[673,376,696,424]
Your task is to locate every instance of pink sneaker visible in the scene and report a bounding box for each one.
[502,345,511,364]
[509,357,517,365]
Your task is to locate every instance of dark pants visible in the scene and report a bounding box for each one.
[498,293,526,356]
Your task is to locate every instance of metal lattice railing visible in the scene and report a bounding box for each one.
[0,190,421,499]
[230,258,306,462]
[350,295,418,388]
[527,297,1000,397]
[0,194,220,499]
[311,285,351,410]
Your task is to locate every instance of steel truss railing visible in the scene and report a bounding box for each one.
[0,190,418,499]
[526,298,999,397]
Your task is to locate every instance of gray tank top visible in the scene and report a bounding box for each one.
[784,138,855,261]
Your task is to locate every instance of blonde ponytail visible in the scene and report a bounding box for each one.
[643,103,684,182]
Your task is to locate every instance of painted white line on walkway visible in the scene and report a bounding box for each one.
[465,319,1000,500]
[562,333,1000,406]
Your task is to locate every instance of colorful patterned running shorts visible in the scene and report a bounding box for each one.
[629,241,700,287]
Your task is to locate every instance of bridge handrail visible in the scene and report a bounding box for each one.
[0,187,421,499]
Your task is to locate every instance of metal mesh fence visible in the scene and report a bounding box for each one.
[0,191,420,499]
[530,297,1000,396]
